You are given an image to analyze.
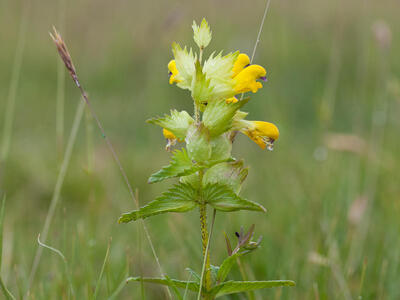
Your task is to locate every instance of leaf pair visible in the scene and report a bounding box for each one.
[118,182,265,224]
[127,276,295,298]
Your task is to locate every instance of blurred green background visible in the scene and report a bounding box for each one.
[1,0,400,298]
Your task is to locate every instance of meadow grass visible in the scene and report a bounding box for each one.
[1,0,400,299]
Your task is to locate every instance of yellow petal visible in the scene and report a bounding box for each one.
[168,60,181,84]
[225,97,238,104]
[163,128,177,140]
[231,53,250,78]
[234,65,266,94]
[242,121,279,150]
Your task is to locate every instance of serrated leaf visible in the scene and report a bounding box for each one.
[211,280,296,298]
[148,110,194,140]
[118,183,198,223]
[126,277,201,293]
[203,98,249,137]
[203,51,238,82]
[202,183,266,212]
[192,18,212,49]
[148,148,201,183]
[191,61,214,104]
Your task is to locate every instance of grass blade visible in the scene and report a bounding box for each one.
[25,98,86,297]
[0,0,30,164]
[94,238,111,300]
[0,196,16,300]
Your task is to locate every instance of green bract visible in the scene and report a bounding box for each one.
[147,110,194,140]
[193,18,212,50]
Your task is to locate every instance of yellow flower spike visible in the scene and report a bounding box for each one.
[231,53,250,78]
[226,97,238,104]
[234,65,267,94]
[168,60,181,85]
[241,121,279,150]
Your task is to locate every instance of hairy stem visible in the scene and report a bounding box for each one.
[199,203,211,292]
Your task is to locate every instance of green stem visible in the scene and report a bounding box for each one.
[199,204,211,292]
[197,169,212,299]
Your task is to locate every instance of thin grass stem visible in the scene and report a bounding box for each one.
[94,238,111,300]
[37,234,75,298]
[0,197,16,300]
[240,0,271,101]
[55,0,66,159]
[25,99,86,298]
[0,0,30,165]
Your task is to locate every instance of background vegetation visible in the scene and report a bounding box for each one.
[1,0,399,298]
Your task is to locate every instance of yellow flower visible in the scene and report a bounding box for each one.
[162,128,179,151]
[225,97,238,104]
[234,65,267,94]
[168,60,181,85]
[240,120,279,150]
[163,128,177,140]
[231,53,250,78]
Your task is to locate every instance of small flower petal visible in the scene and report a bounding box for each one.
[231,53,250,78]
[238,120,279,150]
[168,60,181,84]
[234,65,267,94]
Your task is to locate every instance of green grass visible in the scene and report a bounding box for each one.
[1,0,400,299]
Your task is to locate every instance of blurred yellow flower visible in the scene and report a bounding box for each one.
[226,97,238,103]
[163,128,177,140]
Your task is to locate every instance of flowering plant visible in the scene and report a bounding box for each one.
[119,19,294,299]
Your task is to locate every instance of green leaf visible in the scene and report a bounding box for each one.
[126,277,201,293]
[148,148,202,183]
[211,280,296,298]
[147,110,194,140]
[203,98,249,137]
[216,252,246,283]
[185,268,201,284]
[202,183,266,213]
[192,18,212,49]
[118,183,198,223]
